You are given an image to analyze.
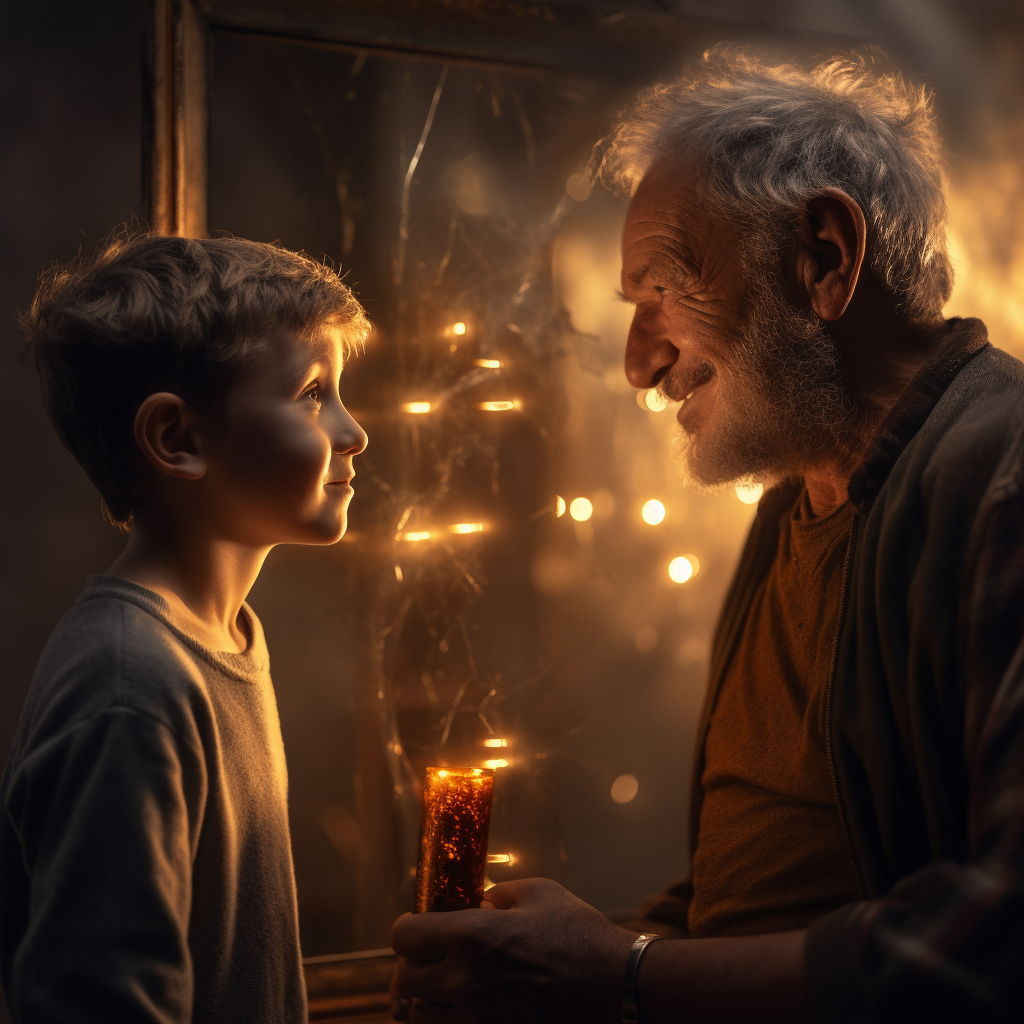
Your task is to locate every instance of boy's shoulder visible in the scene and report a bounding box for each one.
[16,576,257,759]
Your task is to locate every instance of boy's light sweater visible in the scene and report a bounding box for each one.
[0,575,306,1023]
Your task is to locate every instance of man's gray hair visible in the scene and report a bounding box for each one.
[598,47,953,322]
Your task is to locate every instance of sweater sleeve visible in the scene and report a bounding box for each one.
[806,492,1024,1023]
[4,706,205,1023]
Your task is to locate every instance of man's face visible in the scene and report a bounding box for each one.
[200,326,367,546]
[620,155,848,487]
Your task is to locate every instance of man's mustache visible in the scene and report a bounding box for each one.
[657,359,717,403]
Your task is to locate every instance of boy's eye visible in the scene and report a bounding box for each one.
[302,383,321,405]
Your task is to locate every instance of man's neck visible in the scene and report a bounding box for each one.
[800,296,949,518]
[106,515,271,653]
[798,473,851,518]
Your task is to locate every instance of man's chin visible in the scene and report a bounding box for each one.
[671,425,777,493]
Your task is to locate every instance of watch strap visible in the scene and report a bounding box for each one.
[622,932,661,1024]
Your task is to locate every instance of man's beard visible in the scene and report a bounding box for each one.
[664,257,861,491]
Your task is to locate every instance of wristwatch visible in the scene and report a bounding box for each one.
[622,932,661,1024]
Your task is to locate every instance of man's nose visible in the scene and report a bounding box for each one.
[332,405,368,456]
[624,310,679,390]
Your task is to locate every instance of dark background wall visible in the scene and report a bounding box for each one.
[1,5,142,1021]
[1,3,142,758]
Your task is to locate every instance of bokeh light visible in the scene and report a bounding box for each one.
[483,758,509,769]
[555,495,566,517]
[449,523,484,534]
[565,171,593,202]
[668,556,695,583]
[735,482,764,505]
[634,625,658,652]
[474,358,501,368]
[610,774,639,804]
[641,499,666,525]
[401,401,432,414]
[452,321,467,335]
[644,389,670,412]
[569,497,593,522]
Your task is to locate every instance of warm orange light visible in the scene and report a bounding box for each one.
[402,401,432,414]
[478,400,520,412]
[415,767,494,913]
[565,172,592,202]
[452,321,467,335]
[569,497,593,522]
[735,482,764,505]
[486,853,516,865]
[401,531,432,542]
[641,499,666,525]
[555,495,566,517]
[668,556,695,583]
[474,358,501,368]
[611,774,639,804]
[482,758,509,769]
[483,738,508,748]
[644,389,670,412]
[449,523,484,535]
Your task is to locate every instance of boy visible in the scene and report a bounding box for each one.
[0,232,369,1022]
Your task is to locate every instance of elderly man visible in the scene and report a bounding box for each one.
[390,50,1024,1022]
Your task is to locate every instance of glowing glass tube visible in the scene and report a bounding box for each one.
[414,767,494,913]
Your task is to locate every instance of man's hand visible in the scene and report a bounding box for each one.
[389,877,636,1023]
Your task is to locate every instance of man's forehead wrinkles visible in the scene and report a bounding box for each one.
[624,214,691,242]
[623,248,699,288]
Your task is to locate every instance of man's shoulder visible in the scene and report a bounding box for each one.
[18,583,213,755]
[943,342,1024,418]
[918,343,1024,490]
[866,342,1024,561]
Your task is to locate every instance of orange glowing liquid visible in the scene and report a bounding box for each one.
[414,767,494,913]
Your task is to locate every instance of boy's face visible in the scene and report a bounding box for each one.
[201,325,367,546]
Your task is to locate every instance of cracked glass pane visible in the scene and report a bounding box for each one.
[209,30,747,955]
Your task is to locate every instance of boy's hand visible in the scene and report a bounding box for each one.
[389,877,636,1023]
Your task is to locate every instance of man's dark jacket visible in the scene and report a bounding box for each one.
[651,318,1024,1022]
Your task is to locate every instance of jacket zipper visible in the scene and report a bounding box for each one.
[824,515,867,898]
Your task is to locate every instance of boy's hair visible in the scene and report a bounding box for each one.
[21,230,370,532]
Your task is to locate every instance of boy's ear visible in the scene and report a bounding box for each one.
[793,188,866,321]
[134,393,208,480]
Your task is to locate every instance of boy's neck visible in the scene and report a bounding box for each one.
[106,518,271,654]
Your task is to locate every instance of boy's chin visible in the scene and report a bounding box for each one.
[291,513,349,546]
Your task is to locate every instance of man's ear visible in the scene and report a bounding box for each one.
[134,393,208,480]
[794,188,866,321]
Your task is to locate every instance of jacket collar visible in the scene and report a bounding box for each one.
[847,317,990,508]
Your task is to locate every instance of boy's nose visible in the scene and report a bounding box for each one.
[333,407,368,456]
